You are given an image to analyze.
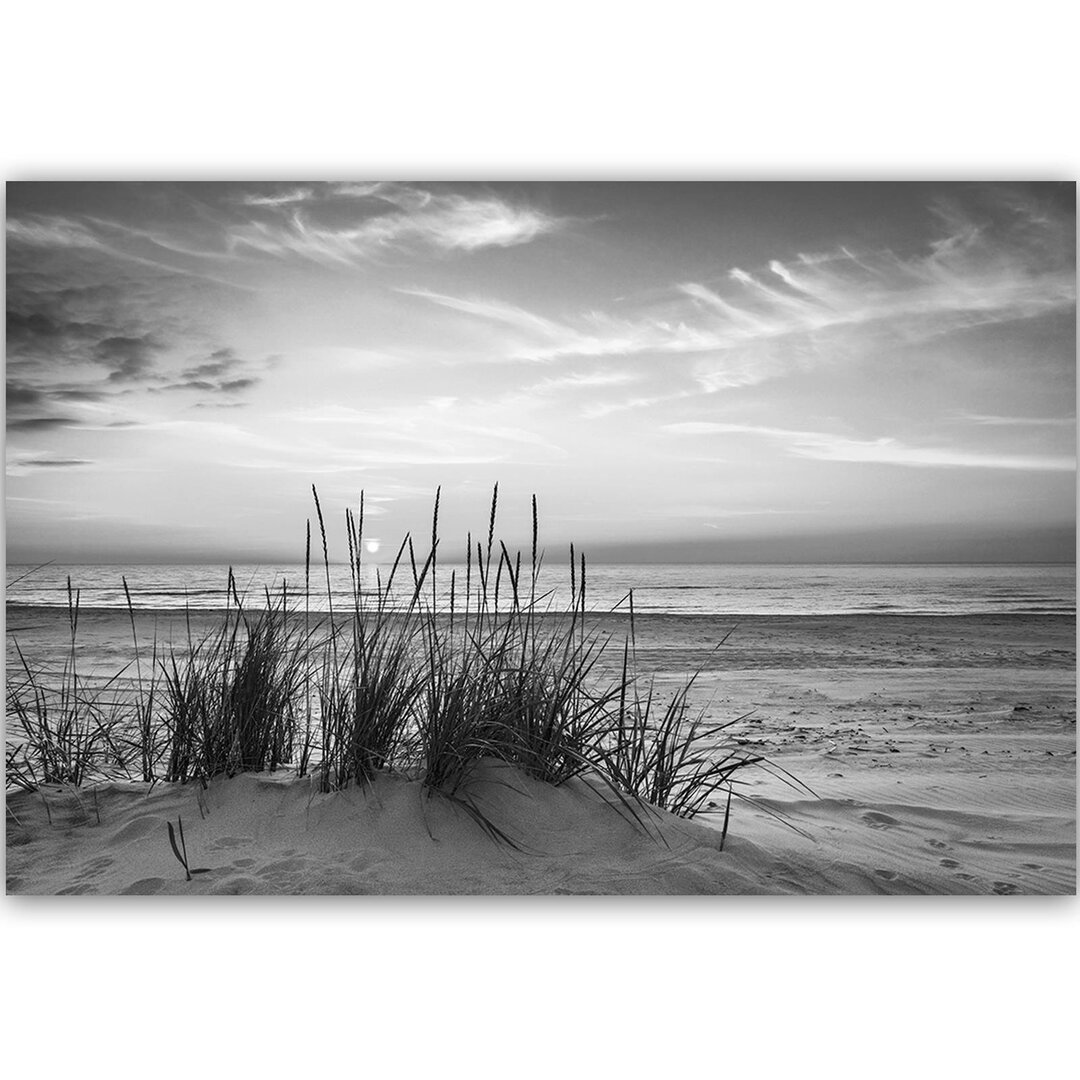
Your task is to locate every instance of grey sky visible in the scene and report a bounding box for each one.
[5,181,1076,563]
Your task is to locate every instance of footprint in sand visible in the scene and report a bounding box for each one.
[992,881,1020,895]
[120,877,168,894]
[939,858,960,869]
[75,855,116,881]
[874,869,898,881]
[862,811,900,829]
[927,839,948,849]
[255,857,307,889]
[106,816,166,846]
[209,836,252,851]
[1020,862,1045,871]
[210,875,265,894]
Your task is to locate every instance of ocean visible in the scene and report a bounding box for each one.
[4,562,1075,617]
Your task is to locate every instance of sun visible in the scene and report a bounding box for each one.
[365,539,381,555]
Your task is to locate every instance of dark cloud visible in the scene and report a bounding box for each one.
[7,293,163,386]
[6,308,109,347]
[184,361,231,378]
[7,416,80,431]
[53,388,108,402]
[19,458,93,468]
[96,334,162,382]
[6,382,46,408]
[181,347,240,380]
[6,379,96,431]
[157,347,261,398]
[6,253,185,389]
[160,379,216,392]
[7,376,121,438]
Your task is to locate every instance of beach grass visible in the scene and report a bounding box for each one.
[7,579,128,790]
[6,486,781,837]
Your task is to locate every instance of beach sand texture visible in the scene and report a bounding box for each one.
[6,611,1075,895]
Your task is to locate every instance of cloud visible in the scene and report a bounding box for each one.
[403,288,724,365]
[19,458,93,467]
[400,289,568,339]
[95,334,162,382]
[239,187,315,207]
[524,370,643,394]
[8,212,252,290]
[182,347,241,379]
[6,309,110,353]
[267,397,568,469]
[154,347,263,398]
[955,413,1076,427]
[660,421,1076,471]
[6,378,110,432]
[226,185,562,265]
[333,182,433,211]
[799,440,1076,472]
[54,388,109,402]
[6,216,105,250]
[7,453,95,475]
[402,186,1075,396]
[220,377,259,392]
[7,416,80,432]
[11,184,556,276]
[6,382,47,408]
[7,275,171,390]
[581,390,692,420]
[660,421,722,435]
[7,246,264,415]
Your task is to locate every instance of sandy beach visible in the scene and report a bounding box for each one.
[6,609,1074,894]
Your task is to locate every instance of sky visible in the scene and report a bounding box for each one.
[5,180,1076,564]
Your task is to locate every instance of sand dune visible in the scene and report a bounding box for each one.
[7,719,1073,895]
[7,767,770,895]
[6,612,1074,895]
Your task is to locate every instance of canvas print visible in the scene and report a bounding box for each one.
[4,180,1075,895]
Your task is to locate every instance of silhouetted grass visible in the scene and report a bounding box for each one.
[159,577,312,783]
[6,486,785,841]
[6,578,127,788]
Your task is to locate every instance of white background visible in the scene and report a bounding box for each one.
[2,3,1077,1077]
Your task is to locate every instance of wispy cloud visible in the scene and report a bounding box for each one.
[955,412,1076,427]
[402,190,1075,399]
[7,416,81,432]
[6,216,106,250]
[266,398,568,470]
[7,453,95,476]
[157,347,263,397]
[400,289,568,339]
[239,187,315,207]
[581,390,692,420]
[525,370,642,394]
[7,213,253,290]
[227,184,561,265]
[95,334,163,382]
[660,422,1076,472]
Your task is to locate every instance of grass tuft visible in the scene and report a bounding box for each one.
[7,487,792,847]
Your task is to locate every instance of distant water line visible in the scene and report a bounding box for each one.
[4,563,1075,617]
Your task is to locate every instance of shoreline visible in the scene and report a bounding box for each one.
[7,603,1076,618]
